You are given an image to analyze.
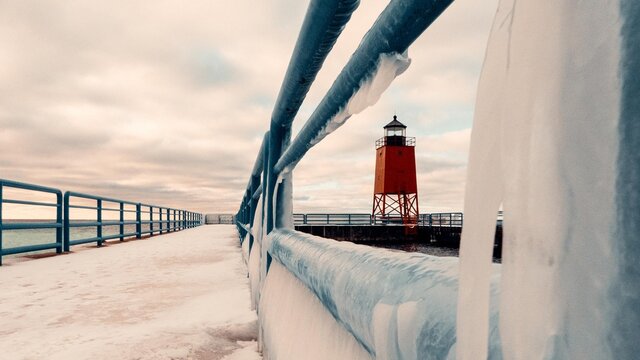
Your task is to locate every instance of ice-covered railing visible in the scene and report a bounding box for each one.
[235,0,458,358]
[237,0,640,358]
[262,229,502,358]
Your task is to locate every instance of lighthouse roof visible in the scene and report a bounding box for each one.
[383,115,406,129]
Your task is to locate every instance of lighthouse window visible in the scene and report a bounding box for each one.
[386,127,405,137]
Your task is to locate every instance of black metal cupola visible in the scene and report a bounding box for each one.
[384,115,407,137]
[378,115,411,147]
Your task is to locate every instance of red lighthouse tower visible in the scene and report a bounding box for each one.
[372,115,419,232]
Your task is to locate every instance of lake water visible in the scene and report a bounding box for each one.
[1,221,168,258]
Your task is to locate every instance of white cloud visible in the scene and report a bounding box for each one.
[0,0,498,216]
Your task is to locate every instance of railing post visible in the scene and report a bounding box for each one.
[150,206,154,236]
[97,199,103,247]
[136,203,141,239]
[159,208,164,234]
[0,182,3,266]
[63,192,70,252]
[55,190,63,254]
[166,208,170,232]
[119,202,125,241]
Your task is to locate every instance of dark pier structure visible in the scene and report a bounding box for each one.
[293,212,503,258]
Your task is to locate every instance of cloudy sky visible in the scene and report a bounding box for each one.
[0,0,498,217]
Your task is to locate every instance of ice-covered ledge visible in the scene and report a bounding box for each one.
[0,225,260,360]
[256,229,502,359]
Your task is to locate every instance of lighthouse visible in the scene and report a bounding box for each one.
[372,115,419,232]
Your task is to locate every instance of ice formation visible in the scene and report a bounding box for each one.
[260,229,502,359]
[310,52,411,145]
[241,233,250,265]
[457,0,638,358]
[259,261,372,360]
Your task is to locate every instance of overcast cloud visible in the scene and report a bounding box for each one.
[0,0,498,216]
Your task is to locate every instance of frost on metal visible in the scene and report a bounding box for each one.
[274,0,453,175]
[265,229,502,359]
[310,51,411,145]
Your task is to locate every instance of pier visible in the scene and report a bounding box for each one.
[0,225,258,359]
[1,0,638,358]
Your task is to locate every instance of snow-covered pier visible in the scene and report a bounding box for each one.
[0,225,260,360]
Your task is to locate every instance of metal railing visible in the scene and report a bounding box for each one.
[236,0,453,245]
[234,0,457,357]
[292,212,473,227]
[375,136,416,149]
[0,179,203,265]
[205,214,236,224]
[419,212,464,227]
[293,213,373,225]
[0,179,63,265]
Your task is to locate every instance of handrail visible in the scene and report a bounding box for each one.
[0,179,63,265]
[0,179,203,265]
[291,212,504,228]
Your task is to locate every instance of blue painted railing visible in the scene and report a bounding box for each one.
[0,179,203,265]
[0,179,63,265]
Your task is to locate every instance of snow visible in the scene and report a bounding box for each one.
[458,1,625,359]
[0,225,261,360]
[310,51,411,145]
